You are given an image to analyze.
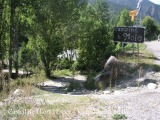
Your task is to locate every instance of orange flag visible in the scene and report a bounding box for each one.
[129,10,138,21]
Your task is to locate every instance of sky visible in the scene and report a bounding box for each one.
[149,0,160,5]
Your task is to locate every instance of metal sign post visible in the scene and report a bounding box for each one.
[114,27,145,43]
[114,26,144,62]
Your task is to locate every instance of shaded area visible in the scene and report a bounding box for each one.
[35,75,87,95]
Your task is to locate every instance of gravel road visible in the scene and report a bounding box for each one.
[145,41,160,65]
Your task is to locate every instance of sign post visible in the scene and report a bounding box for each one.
[114,26,145,62]
[114,27,144,43]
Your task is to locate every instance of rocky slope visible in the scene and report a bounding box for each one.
[90,0,160,24]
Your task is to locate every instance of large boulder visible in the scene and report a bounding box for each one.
[93,55,138,90]
[94,56,120,89]
[147,83,157,90]
[102,56,119,73]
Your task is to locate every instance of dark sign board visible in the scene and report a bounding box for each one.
[114,27,145,43]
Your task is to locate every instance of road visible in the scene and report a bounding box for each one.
[145,41,160,65]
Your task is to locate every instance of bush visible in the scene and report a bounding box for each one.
[84,74,96,90]
[96,80,109,90]
[67,81,81,92]
[84,79,96,90]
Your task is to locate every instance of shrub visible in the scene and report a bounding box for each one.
[84,78,96,90]
[84,74,96,90]
[67,81,81,92]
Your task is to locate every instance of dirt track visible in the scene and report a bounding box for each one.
[145,41,160,65]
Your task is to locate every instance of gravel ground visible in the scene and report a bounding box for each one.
[73,41,160,120]
[145,41,160,65]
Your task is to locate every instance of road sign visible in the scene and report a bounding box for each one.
[114,27,144,43]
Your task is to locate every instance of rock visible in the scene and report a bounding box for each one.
[13,89,23,96]
[93,56,120,90]
[0,102,3,107]
[147,83,157,90]
[104,56,118,67]
[114,91,121,95]
[103,90,111,94]
[73,89,76,92]
[103,56,119,72]
[136,77,145,82]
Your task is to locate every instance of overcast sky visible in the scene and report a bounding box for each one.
[149,0,160,4]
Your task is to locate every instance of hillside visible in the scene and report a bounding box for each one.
[89,0,160,24]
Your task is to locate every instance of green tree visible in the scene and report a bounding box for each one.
[142,16,158,40]
[117,9,133,26]
[77,1,115,71]
[59,0,87,69]
[32,0,87,77]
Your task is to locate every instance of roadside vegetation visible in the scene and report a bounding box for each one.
[0,0,160,119]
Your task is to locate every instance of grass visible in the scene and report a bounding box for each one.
[0,82,91,120]
[52,69,74,77]
[117,43,160,71]
[112,114,127,120]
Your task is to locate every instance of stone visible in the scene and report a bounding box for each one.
[104,56,118,67]
[103,90,111,94]
[73,89,76,92]
[0,102,3,107]
[114,91,121,95]
[147,83,157,90]
[103,56,118,72]
[93,56,120,90]
[13,89,22,96]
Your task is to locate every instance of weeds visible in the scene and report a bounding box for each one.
[112,114,127,120]
[53,69,73,77]
[67,81,81,92]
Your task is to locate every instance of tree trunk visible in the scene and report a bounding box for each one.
[0,0,4,90]
[9,0,14,77]
[15,48,19,77]
[9,0,15,78]
[41,51,51,78]
[45,67,51,78]
[7,0,15,92]
[15,20,21,77]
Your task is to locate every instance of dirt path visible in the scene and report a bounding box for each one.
[145,41,160,65]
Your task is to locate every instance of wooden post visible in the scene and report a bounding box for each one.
[132,43,134,54]
[137,43,140,63]
[122,42,124,53]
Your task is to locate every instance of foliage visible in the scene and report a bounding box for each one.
[142,16,159,40]
[77,1,115,71]
[53,69,73,77]
[84,73,96,90]
[31,0,87,77]
[67,81,81,92]
[112,114,127,120]
[117,9,133,26]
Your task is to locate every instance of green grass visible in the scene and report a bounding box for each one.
[112,114,127,120]
[116,43,160,71]
[52,69,74,77]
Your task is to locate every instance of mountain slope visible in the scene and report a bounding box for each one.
[109,0,160,23]
[89,0,160,24]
